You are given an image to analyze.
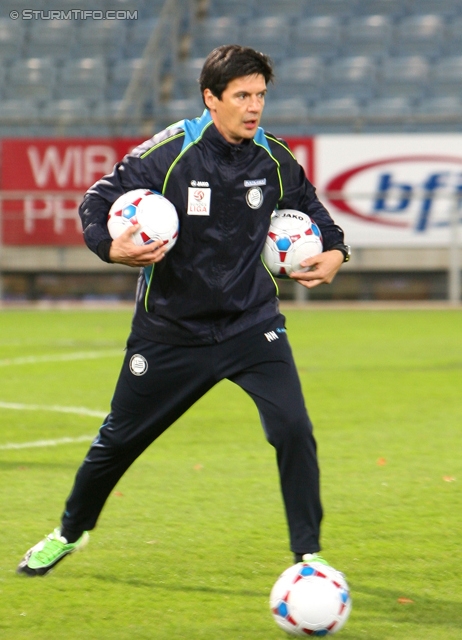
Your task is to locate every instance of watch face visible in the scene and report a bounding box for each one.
[344,245,351,262]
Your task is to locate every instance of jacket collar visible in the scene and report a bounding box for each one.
[203,114,253,159]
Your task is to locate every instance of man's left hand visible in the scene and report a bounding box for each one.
[290,249,344,289]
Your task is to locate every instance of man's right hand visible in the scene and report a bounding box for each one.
[108,225,168,267]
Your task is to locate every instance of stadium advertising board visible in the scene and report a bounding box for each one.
[315,134,462,247]
[0,136,312,247]
[0,139,138,245]
[1,135,461,247]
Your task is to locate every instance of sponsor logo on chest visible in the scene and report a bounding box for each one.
[187,186,211,216]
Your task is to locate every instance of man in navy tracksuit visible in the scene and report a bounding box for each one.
[18,45,350,576]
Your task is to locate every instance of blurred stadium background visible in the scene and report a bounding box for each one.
[0,0,461,303]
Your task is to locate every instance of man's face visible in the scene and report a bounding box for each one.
[204,74,267,144]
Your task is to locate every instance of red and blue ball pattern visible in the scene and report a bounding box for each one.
[270,561,351,637]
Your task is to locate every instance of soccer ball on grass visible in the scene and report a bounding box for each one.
[270,560,352,636]
[263,209,323,278]
[107,189,179,251]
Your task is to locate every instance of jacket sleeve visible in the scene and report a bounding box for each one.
[270,137,345,250]
[78,133,179,263]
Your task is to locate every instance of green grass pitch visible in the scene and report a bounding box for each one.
[0,306,461,639]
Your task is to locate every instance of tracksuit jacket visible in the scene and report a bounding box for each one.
[79,109,345,345]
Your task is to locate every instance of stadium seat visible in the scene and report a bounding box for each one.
[429,56,462,97]
[263,97,310,124]
[56,57,107,101]
[0,62,7,95]
[342,15,393,58]
[363,96,413,119]
[107,58,147,100]
[355,0,405,17]
[378,56,430,99]
[292,16,341,59]
[0,0,45,12]
[74,18,127,59]
[0,17,24,60]
[416,95,462,117]
[174,57,205,99]
[303,0,357,17]
[190,17,240,58]
[311,97,361,121]
[324,56,377,100]
[253,0,306,17]
[207,0,255,18]
[124,18,158,58]
[393,14,444,57]
[442,16,462,56]
[0,99,40,122]
[40,98,109,136]
[240,17,291,61]
[0,97,41,136]
[405,0,461,15]
[161,97,204,123]
[103,0,147,13]
[271,57,325,101]
[24,19,76,59]
[43,0,106,8]
[5,57,57,101]
[40,98,91,122]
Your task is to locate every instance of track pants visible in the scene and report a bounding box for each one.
[62,315,322,554]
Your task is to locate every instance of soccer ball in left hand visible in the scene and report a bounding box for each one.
[107,189,179,251]
[270,560,352,636]
[263,209,323,278]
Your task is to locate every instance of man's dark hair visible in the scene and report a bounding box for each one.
[199,44,274,102]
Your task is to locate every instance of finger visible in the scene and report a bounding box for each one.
[303,279,323,289]
[135,238,165,254]
[290,268,322,280]
[299,255,320,268]
[142,242,168,261]
[122,223,141,237]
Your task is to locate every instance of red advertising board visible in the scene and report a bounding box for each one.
[0,138,139,245]
[284,136,315,184]
[0,136,314,246]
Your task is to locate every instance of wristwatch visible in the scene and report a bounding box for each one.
[329,243,351,263]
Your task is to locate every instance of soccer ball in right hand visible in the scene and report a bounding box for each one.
[107,189,179,251]
[263,209,323,278]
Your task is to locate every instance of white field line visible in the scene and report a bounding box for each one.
[0,401,105,418]
[0,435,94,450]
[0,349,123,367]
[0,401,105,450]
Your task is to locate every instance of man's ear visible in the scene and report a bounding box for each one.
[203,88,216,111]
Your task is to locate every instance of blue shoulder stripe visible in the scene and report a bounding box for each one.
[181,109,213,151]
[253,127,272,154]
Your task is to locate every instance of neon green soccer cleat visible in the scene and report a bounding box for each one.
[300,553,330,566]
[17,528,89,576]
